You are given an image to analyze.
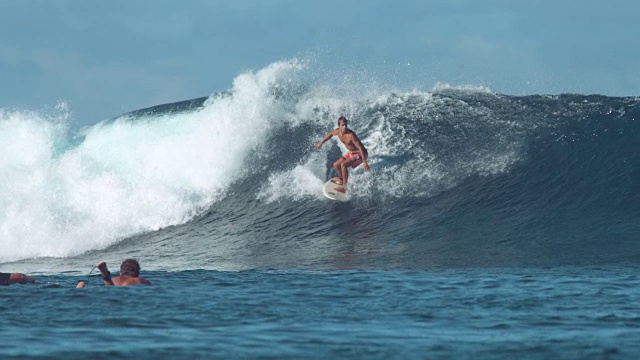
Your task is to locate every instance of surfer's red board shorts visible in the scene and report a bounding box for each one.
[341,151,365,168]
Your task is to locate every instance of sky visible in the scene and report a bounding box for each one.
[1,0,639,127]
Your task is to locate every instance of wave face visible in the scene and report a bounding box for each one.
[1,60,639,271]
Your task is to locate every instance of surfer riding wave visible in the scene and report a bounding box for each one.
[314,116,370,192]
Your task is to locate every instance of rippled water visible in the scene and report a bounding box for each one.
[2,266,639,359]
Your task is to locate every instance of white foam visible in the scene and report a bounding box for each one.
[258,161,326,203]
[431,82,494,94]
[0,59,306,263]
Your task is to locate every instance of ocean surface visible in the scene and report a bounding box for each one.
[1,60,639,359]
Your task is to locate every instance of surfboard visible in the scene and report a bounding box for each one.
[323,178,348,201]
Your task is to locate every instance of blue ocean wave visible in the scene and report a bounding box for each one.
[1,60,638,271]
[91,92,640,270]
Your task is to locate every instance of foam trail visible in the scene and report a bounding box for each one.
[258,153,327,202]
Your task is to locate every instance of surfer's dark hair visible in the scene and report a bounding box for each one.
[120,259,141,277]
[338,116,348,125]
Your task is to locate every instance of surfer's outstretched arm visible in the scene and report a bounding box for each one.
[314,129,338,150]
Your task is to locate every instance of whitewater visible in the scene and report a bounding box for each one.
[1,59,639,359]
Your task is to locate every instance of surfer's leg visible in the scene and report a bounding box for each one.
[335,159,356,192]
[333,158,346,184]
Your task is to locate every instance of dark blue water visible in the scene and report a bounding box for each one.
[1,61,639,358]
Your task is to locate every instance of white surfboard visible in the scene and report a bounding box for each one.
[323,178,348,201]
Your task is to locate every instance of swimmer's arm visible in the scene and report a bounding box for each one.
[96,262,115,286]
